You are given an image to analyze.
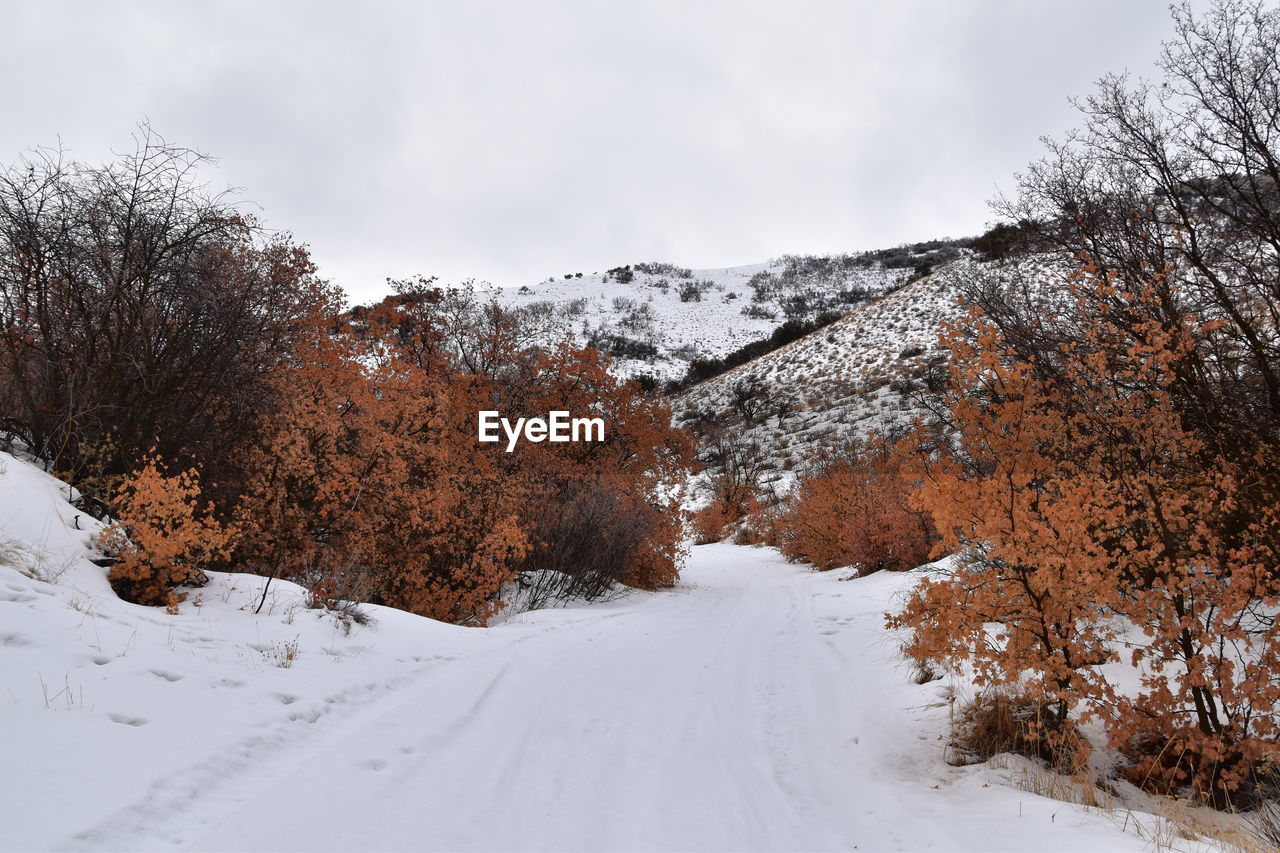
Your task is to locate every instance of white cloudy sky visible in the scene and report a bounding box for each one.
[3,1,1196,302]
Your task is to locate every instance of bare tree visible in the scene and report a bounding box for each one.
[990,0,1280,459]
[0,125,330,495]
[730,377,772,426]
[696,434,772,518]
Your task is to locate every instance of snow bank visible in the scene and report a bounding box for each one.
[0,449,490,850]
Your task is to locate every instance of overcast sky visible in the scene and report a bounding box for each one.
[4,1,1200,303]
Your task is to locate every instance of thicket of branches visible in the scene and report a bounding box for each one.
[0,128,330,502]
[0,130,695,623]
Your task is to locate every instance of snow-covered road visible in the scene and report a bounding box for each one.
[187,544,888,852]
[42,545,1156,853]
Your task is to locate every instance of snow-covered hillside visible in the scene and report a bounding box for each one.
[672,266,962,490]
[673,256,1076,490]
[493,254,925,381]
[0,448,1230,852]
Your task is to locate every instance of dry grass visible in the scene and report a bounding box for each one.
[989,753,1117,809]
[986,750,1267,852]
[0,536,72,584]
[948,690,1089,775]
[961,698,1274,852]
[258,637,300,669]
[1244,800,1280,851]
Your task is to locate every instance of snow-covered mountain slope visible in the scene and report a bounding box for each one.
[672,266,963,489]
[0,449,1221,852]
[673,256,1074,490]
[492,247,967,381]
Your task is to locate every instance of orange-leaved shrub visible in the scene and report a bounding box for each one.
[99,455,235,607]
[690,500,744,546]
[776,435,935,574]
[486,342,695,592]
[232,298,531,625]
[220,284,695,624]
[893,267,1280,806]
[41,205,696,624]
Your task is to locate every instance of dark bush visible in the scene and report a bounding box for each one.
[971,221,1031,261]
[634,262,692,278]
[0,129,329,498]
[672,311,843,389]
[605,265,634,284]
[514,475,668,608]
[586,331,658,360]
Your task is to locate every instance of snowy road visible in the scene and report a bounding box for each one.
[187,544,889,852]
[50,544,1155,853]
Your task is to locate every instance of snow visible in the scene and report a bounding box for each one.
[0,450,1226,851]
[494,260,908,381]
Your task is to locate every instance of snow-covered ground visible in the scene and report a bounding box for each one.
[0,449,1227,851]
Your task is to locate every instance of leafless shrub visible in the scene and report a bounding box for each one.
[514,476,662,610]
[0,124,328,501]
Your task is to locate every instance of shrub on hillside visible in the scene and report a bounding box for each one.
[99,456,235,608]
[690,435,770,543]
[776,436,935,573]
[586,330,659,360]
[634,262,692,278]
[971,221,1030,261]
[605,265,634,283]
